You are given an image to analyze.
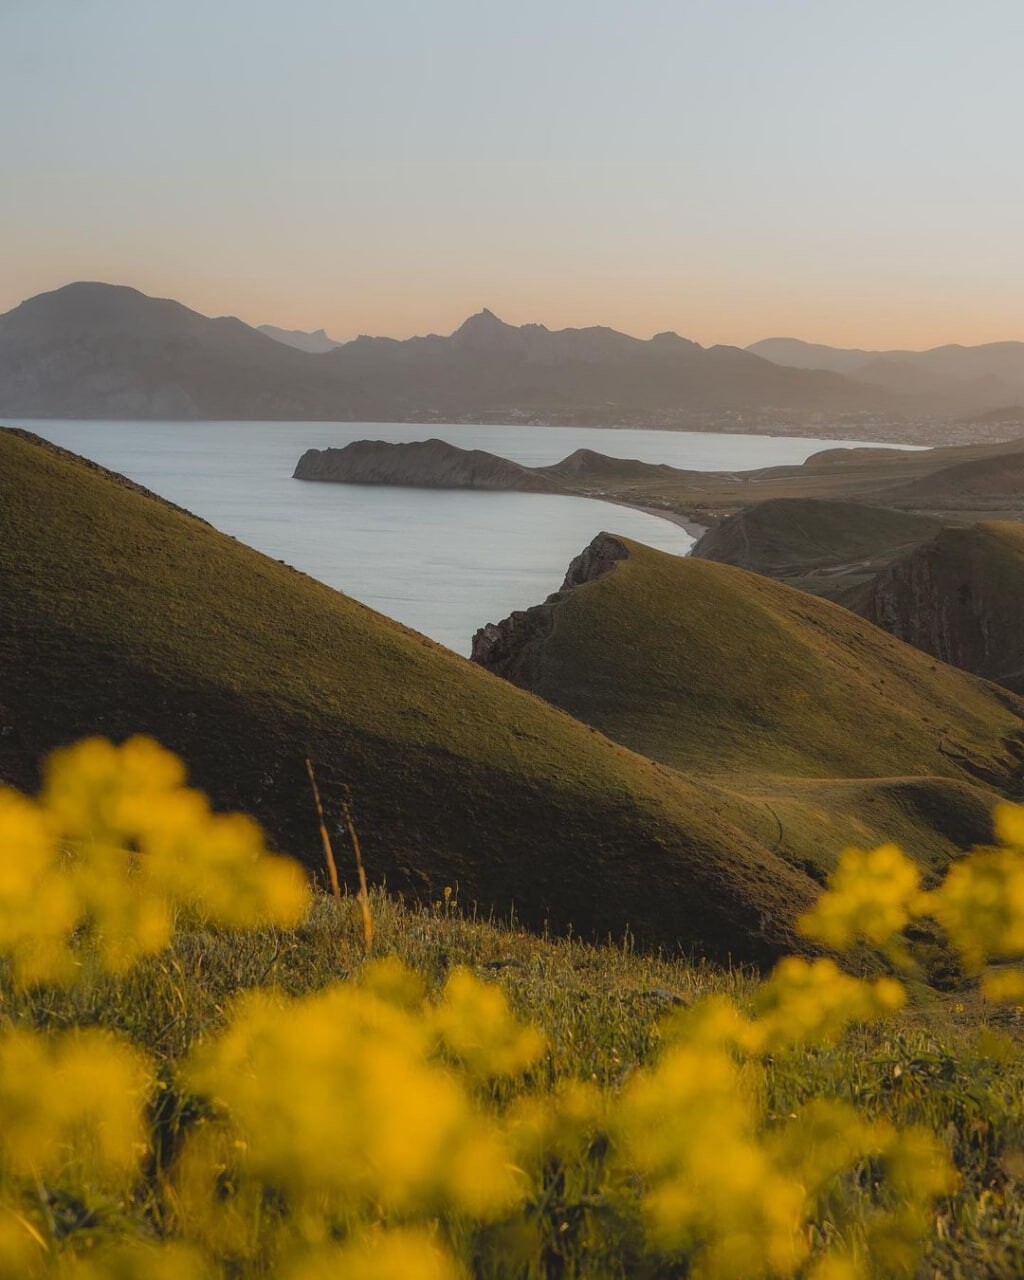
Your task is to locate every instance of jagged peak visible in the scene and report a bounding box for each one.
[456,307,503,327]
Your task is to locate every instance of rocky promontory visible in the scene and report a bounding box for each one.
[293,438,564,492]
[471,533,629,683]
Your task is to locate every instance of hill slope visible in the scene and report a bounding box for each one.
[886,450,1024,515]
[0,427,829,963]
[690,499,944,599]
[472,535,1024,879]
[857,522,1024,694]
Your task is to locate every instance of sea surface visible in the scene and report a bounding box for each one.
[25,421,919,654]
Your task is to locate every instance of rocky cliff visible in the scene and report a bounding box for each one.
[858,522,1024,693]
[471,533,629,682]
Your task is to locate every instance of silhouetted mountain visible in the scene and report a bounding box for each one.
[0,282,907,425]
[749,336,1024,407]
[258,324,342,353]
[0,282,346,419]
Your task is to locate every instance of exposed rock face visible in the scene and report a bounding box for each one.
[560,531,631,588]
[293,438,563,492]
[859,523,1024,693]
[471,533,628,682]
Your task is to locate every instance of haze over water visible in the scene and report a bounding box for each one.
[29,421,910,653]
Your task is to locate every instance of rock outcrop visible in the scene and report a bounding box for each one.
[857,522,1024,693]
[471,533,628,682]
[293,438,563,492]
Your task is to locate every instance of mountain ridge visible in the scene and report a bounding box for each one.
[0,281,920,429]
[749,335,1024,405]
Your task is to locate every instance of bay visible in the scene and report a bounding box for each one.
[24,420,917,654]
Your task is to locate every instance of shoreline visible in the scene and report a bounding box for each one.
[597,495,708,541]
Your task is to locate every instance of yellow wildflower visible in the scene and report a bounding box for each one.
[432,967,546,1077]
[281,1229,464,1280]
[182,975,522,1219]
[0,1028,152,1188]
[798,843,920,956]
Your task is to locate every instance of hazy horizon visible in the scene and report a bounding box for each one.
[5,1,1024,349]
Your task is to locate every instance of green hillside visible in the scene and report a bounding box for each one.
[889,449,1024,513]
[0,428,824,963]
[858,520,1024,693]
[473,534,1024,879]
[690,498,943,599]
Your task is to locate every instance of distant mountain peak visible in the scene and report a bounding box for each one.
[455,307,508,331]
[0,279,913,424]
[258,323,342,354]
[650,330,699,351]
[451,308,520,349]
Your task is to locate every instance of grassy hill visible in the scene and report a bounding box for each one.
[887,448,1024,514]
[0,427,828,963]
[857,521,1024,694]
[472,534,1024,881]
[689,498,943,599]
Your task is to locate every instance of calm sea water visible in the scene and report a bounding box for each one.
[24,421,918,654]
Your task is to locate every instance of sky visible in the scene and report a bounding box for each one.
[3,0,1024,349]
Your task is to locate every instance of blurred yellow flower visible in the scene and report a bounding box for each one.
[432,967,546,1077]
[798,843,920,955]
[0,1028,152,1188]
[183,972,522,1219]
[0,737,309,986]
[281,1229,464,1280]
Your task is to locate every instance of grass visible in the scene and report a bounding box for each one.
[534,435,1024,525]
[6,891,1024,1277]
[1,891,739,1080]
[689,498,944,600]
[8,424,1024,1271]
[0,427,823,962]
[475,536,1024,883]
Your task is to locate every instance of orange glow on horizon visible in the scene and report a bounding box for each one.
[4,263,1023,354]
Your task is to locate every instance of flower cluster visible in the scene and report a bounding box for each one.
[799,802,1024,1001]
[0,736,309,985]
[798,843,920,959]
[8,741,1024,1277]
[180,962,536,1228]
[0,1027,152,1187]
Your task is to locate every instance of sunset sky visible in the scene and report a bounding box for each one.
[4,0,1024,349]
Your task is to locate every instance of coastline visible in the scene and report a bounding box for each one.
[597,496,708,541]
